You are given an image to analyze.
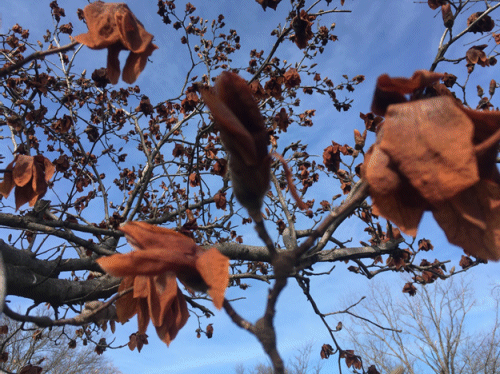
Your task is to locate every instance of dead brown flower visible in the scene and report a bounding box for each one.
[466,45,492,73]
[363,70,500,260]
[493,33,500,44]
[214,191,227,210]
[274,108,291,132]
[51,114,73,134]
[283,68,301,89]
[320,344,334,359]
[255,0,282,10]
[201,72,271,220]
[0,154,55,210]
[291,10,314,49]
[402,282,417,296]
[75,1,158,84]
[427,0,447,10]
[323,141,351,173]
[441,4,453,28]
[467,12,495,33]
[97,222,229,346]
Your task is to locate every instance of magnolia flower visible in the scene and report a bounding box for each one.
[75,1,158,84]
[201,72,271,220]
[363,70,500,260]
[97,222,229,346]
[291,10,314,49]
[0,154,55,210]
[255,0,282,11]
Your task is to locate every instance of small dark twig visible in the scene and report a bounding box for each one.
[254,219,278,260]
[184,295,215,317]
[223,298,255,333]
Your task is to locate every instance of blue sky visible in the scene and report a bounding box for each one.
[3,1,500,373]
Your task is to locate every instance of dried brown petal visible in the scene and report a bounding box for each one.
[490,79,497,97]
[371,70,444,116]
[206,323,213,338]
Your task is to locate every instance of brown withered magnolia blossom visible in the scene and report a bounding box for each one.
[0,154,55,210]
[465,45,495,73]
[75,1,158,84]
[467,12,495,34]
[291,10,315,49]
[201,72,271,220]
[363,70,500,260]
[97,222,229,346]
[255,0,282,10]
[427,0,447,9]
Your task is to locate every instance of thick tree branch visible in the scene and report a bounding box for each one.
[294,179,369,260]
[0,41,79,78]
[0,215,116,255]
[0,240,102,276]
[6,263,119,306]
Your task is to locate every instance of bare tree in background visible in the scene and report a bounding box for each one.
[345,276,500,374]
[235,342,323,374]
[0,310,121,374]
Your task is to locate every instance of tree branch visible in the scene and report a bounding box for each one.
[5,263,119,306]
[0,41,79,78]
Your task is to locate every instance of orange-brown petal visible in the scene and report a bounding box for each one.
[32,160,48,197]
[195,248,229,309]
[154,286,189,346]
[41,156,55,182]
[370,184,427,237]
[215,72,266,136]
[119,222,201,254]
[379,97,478,203]
[114,6,154,53]
[433,179,500,260]
[122,43,158,84]
[371,70,444,116]
[0,160,15,198]
[133,275,149,298]
[12,155,34,187]
[363,144,401,195]
[136,298,150,335]
[74,2,123,49]
[106,44,122,85]
[115,276,137,323]
[97,249,198,278]
[148,273,177,327]
[14,183,37,210]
